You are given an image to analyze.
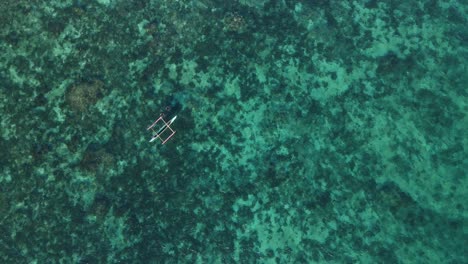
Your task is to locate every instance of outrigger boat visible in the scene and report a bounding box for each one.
[147,115,177,144]
[147,95,181,144]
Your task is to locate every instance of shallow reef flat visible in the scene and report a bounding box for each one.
[0,0,466,263]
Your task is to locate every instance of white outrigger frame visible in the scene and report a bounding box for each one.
[147,115,177,144]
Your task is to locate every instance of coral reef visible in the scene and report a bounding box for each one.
[65,80,105,112]
[0,0,466,263]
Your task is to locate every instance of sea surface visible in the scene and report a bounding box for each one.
[0,0,466,263]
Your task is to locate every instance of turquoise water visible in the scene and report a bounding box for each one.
[0,1,466,263]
